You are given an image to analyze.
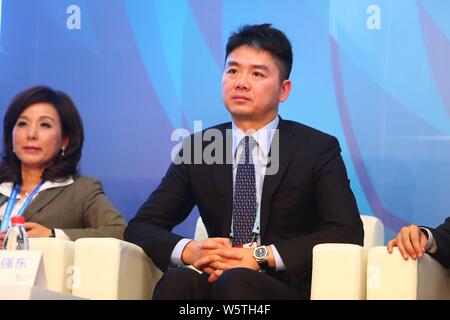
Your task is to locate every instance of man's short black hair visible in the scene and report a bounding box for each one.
[225,24,293,81]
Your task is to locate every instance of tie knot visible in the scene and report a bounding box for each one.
[240,136,257,164]
[243,135,257,149]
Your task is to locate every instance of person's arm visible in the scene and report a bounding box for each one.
[124,159,196,272]
[61,178,127,240]
[273,136,364,285]
[386,219,450,269]
[427,217,450,269]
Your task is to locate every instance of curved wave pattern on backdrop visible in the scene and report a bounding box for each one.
[330,1,450,229]
[1,1,449,236]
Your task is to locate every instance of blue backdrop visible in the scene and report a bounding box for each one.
[1,0,449,241]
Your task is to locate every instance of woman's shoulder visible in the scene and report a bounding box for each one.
[71,175,103,189]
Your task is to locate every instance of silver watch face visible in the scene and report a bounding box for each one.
[255,247,266,258]
[254,246,268,261]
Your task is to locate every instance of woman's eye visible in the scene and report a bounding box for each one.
[40,122,52,128]
[16,121,27,127]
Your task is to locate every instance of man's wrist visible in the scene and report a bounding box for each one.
[181,240,200,265]
[419,227,434,252]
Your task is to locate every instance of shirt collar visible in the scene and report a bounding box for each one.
[232,116,279,158]
[0,177,74,199]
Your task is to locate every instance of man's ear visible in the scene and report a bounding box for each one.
[279,80,292,103]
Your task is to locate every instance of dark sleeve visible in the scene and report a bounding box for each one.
[276,136,364,284]
[429,217,450,269]
[62,178,127,240]
[124,161,195,272]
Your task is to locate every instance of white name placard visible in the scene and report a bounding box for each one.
[0,251,47,288]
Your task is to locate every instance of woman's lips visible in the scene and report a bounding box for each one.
[23,146,41,153]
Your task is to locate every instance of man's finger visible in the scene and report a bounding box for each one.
[410,228,424,258]
[194,254,221,270]
[387,239,397,253]
[209,248,242,260]
[400,227,416,259]
[396,233,409,260]
[208,269,223,283]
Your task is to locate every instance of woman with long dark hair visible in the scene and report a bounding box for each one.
[0,86,126,241]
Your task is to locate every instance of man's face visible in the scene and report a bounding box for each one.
[222,45,291,129]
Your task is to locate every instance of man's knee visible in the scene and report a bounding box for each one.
[153,267,207,299]
[211,268,260,299]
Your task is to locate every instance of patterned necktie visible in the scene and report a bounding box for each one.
[232,136,257,246]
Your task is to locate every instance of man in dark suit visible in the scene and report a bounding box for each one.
[125,24,363,299]
[387,218,450,269]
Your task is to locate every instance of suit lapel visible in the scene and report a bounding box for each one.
[24,187,66,221]
[260,119,297,238]
[212,125,233,237]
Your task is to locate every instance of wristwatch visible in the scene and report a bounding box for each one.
[253,246,269,270]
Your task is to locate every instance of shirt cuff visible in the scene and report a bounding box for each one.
[270,245,286,271]
[419,227,434,252]
[170,238,192,266]
[54,228,71,241]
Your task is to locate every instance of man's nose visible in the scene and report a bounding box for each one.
[235,74,250,90]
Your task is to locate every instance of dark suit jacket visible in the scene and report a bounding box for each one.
[0,176,126,240]
[125,119,364,293]
[429,217,450,269]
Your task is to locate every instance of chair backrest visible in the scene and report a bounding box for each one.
[361,215,384,248]
[194,216,208,241]
[194,215,385,247]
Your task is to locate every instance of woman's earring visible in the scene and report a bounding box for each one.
[61,147,65,157]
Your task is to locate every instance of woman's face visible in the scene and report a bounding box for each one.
[12,102,68,171]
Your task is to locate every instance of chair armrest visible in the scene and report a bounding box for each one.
[367,246,450,299]
[71,238,162,300]
[29,238,74,294]
[311,243,366,299]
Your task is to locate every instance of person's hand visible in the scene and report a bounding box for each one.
[387,224,428,260]
[194,247,259,283]
[23,222,52,238]
[181,237,239,266]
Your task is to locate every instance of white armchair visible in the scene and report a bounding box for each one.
[28,237,162,299]
[194,216,208,241]
[367,246,450,300]
[72,238,162,300]
[29,238,74,294]
[310,215,384,299]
